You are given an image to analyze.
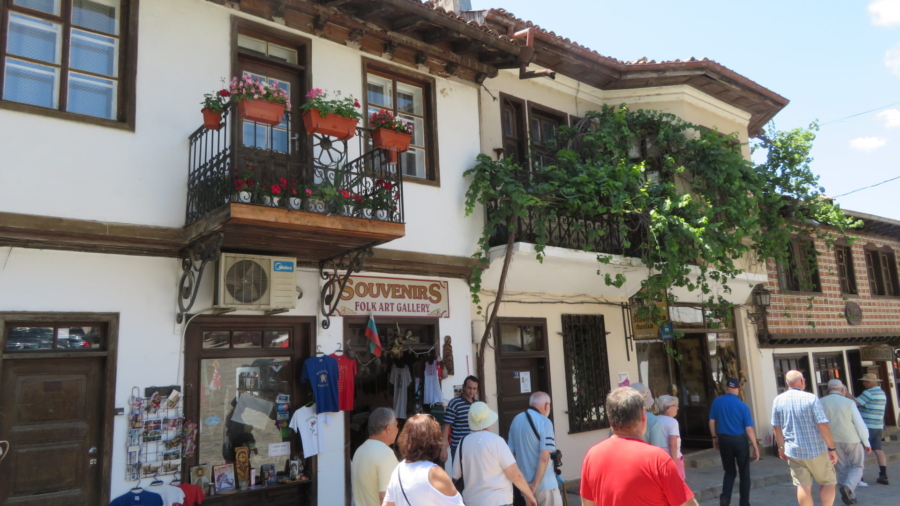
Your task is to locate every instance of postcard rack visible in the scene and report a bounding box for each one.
[125,386,185,481]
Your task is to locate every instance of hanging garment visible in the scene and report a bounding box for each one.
[109,490,164,506]
[160,485,184,506]
[289,404,325,457]
[390,366,412,419]
[176,483,205,506]
[300,355,339,413]
[424,360,443,404]
[330,353,358,411]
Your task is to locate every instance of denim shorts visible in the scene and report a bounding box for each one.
[868,428,883,451]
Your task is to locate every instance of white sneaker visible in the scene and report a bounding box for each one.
[857,480,868,487]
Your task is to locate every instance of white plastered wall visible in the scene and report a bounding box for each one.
[472,297,631,482]
[0,246,474,506]
[0,0,484,259]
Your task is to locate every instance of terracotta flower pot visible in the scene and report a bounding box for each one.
[372,128,412,153]
[202,108,223,130]
[237,100,286,126]
[302,109,359,140]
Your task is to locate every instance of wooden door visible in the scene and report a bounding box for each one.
[0,357,104,506]
[494,319,550,440]
[237,60,302,156]
[876,361,897,427]
[673,335,713,446]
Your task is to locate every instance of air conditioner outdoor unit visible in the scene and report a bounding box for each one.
[216,253,297,311]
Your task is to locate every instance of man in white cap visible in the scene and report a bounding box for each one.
[848,373,889,485]
[452,402,537,506]
[631,383,668,450]
[820,379,871,505]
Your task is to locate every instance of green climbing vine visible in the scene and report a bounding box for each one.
[464,105,860,373]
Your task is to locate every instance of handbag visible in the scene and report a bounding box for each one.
[453,435,466,493]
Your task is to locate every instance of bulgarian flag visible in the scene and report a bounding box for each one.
[365,314,382,357]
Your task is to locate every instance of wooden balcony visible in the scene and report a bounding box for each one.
[184,106,405,262]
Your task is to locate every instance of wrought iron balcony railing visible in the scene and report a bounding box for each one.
[486,171,647,258]
[186,105,404,225]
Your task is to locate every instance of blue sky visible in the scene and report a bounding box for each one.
[471,0,900,220]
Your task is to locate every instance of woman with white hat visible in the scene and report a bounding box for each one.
[451,402,537,506]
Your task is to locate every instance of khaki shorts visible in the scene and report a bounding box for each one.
[534,488,564,506]
[788,452,837,487]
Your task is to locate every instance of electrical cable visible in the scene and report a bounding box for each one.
[820,100,900,126]
[832,174,900,198]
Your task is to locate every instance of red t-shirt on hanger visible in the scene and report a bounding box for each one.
[330,353,358,411]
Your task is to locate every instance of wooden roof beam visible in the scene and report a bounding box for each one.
[377,0,521,56]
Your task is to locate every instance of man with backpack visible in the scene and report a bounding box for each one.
[508,392,563,506]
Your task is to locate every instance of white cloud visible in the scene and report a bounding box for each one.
[850,137,888,151]
[869,0,900,26]
[885,42,900,78]
[878,108,900,127]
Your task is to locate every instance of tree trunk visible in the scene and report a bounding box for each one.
[476,219,517,401]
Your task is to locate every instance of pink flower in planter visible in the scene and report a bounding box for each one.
[305,189,313,196]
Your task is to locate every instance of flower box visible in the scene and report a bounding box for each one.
[238,100,286,126]
[202,108,223,130]
[302,109,359,140]
[372,128,412,153]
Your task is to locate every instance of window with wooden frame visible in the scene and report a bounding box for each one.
[864,245,900,296]
[500,92,526,164]
[561,314,611,433]
[834,243,857,295]
[4,321,106,351]
[183,317,313,496]
[0,0,137,127]
[528,103,566,170]
[777,239,821,292]
[364,61,437,183]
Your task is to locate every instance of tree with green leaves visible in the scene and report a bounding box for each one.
[464,105,859,386]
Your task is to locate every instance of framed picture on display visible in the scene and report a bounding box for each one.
[213,463,236,493]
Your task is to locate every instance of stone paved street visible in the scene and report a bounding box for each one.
[699,460,900,506]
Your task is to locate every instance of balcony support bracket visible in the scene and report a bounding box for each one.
[176,232,224,324]
[319,245,375,329]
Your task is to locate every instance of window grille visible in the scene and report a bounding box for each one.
[561,314,611,433]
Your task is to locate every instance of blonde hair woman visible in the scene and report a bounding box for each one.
[657,395,684,479]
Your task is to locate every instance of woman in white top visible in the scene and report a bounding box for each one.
[452,402,536,506]
[382,414,463,506]
[657,395,685,479]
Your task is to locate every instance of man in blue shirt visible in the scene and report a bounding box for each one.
[849,373,889,485]
[709,377,759,506]
[771,370,838,506]
[508,391,561,506]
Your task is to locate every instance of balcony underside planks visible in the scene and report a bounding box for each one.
[185,203,405,261]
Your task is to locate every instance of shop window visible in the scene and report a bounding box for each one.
[777,239,821,292]
[364,62,436,183]
[864,245,899,296]
[561,314,611,433]
[812,353,846,397]
[773,354,812,394]
[3,322,104,351]
[1,0,137,127]
[835,244,857,295]
[184,318,312,496]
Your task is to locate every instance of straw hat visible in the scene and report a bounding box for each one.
[859,373,883,383]
[468,402,499,431]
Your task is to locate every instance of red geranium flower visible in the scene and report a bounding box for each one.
[383,182,393,190]
[340,190,350,199]
[234,180,245,191]
[271,184,282,195]
[218,89,231,97]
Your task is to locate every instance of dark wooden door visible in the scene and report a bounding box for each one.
[0,357,104,506]
[496,356,549,440]
[673,335,713,447]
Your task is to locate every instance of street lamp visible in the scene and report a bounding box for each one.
[748,285,770,325]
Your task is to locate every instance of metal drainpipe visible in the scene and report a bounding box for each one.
[510,27,556,80]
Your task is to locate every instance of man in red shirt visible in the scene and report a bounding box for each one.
[580,387,698,506]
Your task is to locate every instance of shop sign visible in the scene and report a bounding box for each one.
[860,344,894,362]
[630,291,669,340]
[845,302,863,325]
[335,275,450,318]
